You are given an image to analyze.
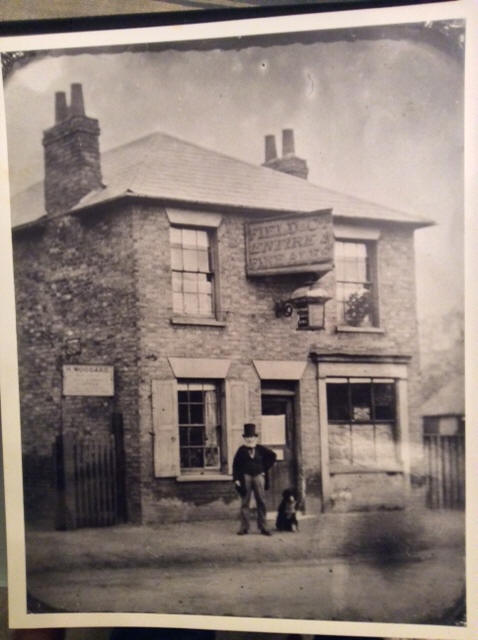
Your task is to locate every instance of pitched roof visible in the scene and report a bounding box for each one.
[11,131,433,229]
[422,376,465,417]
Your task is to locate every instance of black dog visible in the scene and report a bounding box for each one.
[276,488,299,532]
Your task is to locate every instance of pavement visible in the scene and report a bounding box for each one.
[24,508,466,623]
[26,508,465,573]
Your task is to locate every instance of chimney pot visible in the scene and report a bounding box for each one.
[282,129,295,156]
[70,83,85,117]
[264,134,277,163]
[55,92,68,123]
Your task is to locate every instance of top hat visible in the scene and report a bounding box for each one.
[243,423,258,438]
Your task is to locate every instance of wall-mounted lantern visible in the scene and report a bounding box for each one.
[275,281,331,330]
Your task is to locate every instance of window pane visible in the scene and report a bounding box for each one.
[374,382,395,420]
[180,448,190,468]
[205,447,219,467]
[327,382,349,421]
[197,274,212,293]
[171,247,183,270]
[375,424,396,463]
[178,404,189,425]
[196,230,209,248]
[197,248,210,273]
[183,272,198,293]
[182,228,197,248]
[352,424,375,465]
[189,427,204,445]
[172,271,182,292]
[173,293,183,314]
[351,383,372,421]
[184,293,198,315]
[343,286,372,328]
[328,424,352,465]
[170,227,181,244]
[189,448,204,468]
[190,403,204,424]
[183,249,198,272]
[199,294,213,316]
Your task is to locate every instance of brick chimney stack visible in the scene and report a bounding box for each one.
[262,128,308,180]
[43,83,102,215]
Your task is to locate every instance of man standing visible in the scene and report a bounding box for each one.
[233,423,277,536]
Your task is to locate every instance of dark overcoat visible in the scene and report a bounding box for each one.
[232,444,277,491]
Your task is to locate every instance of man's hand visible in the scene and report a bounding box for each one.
[234,480,241,487]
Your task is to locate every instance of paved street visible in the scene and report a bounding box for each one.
[25,511,466,624]
[28,548,464,623]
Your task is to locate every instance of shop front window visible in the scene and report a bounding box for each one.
[326,377,397,467]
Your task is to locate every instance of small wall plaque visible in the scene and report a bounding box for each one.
[63,364,114,397]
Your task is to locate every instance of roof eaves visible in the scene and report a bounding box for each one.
[70,191,315,217]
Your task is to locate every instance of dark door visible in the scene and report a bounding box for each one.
[261,395,296,511]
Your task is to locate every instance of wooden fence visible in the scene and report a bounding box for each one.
[424,434,465,509]
[55,414,127,529]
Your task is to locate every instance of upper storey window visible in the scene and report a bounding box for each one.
[170,227,215,317]
[335,240,378,327]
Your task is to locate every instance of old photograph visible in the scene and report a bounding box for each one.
[0,2,472,635]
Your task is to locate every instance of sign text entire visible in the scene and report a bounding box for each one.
[63,364,114,397]
[245,210,334,276]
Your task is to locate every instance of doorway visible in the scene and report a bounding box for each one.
[261,391,297,511]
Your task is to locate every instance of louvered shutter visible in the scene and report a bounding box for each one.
[152,379,180,477]
[226,380,249,474]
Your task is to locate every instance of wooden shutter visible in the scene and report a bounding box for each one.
[152,379,180,477]
[226,380,249,474]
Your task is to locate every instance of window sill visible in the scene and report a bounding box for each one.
[330,465,403,475]
[336,325,384,334]
[177,473,233,482]
[170,315,226,328]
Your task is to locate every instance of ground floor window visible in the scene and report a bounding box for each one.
[178,381,221,471]
[326,377,397,467]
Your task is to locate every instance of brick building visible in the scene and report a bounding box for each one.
[11,84,432,527]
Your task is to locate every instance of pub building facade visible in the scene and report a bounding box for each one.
[11,85,432,527]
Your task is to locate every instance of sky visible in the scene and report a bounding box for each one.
[2,22,464,322]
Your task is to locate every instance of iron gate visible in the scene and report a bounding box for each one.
[55,414,127,529]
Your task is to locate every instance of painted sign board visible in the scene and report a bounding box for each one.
[63,364,114,397]
[245,209,334,276]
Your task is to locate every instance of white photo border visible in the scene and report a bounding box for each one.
[0,0,476,636]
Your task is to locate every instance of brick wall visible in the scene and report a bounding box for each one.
[13,203,142,525]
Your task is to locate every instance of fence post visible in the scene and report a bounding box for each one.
[112,412,127,522]
[54,434,67,530]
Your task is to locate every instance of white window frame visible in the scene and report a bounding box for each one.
[167,209,223,325]
[334,225,381,331]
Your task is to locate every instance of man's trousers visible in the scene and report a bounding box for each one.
[239,473,268,532]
